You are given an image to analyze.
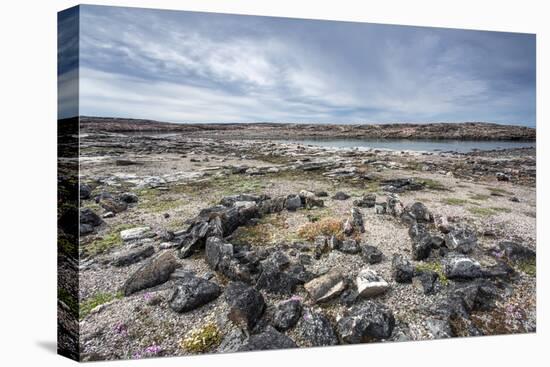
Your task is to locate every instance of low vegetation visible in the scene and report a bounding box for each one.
[180,322,222,353]
[415,262,449,286]
[297,217,344,241]
[80,292,122,320]
[85,224,135,256]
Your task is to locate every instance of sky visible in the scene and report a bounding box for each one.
[58,5,536,126]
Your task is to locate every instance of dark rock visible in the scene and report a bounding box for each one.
[444,255,482,280]
[353,194,376,208]
[425,317,452,339]
[256,263,301,295]
[99,198,128,213]
[239,326,297,351]
[122,252,179,296]
[80,208,103,227]
[403,202,433,223]
[315,191,329,197]
[297,310,338,346]
[375,202,387,214]
[497,241,536,262]
[299,254,312,265]
[412,270,439,294]
[285,195,302,211]
[219,194,263,207]
[482,261,515,279]
[225,282,266,331]
[447,279,500,314]
[169,274,220,312]
[80,184,92,200]
[411,232,433,261]
[343,219,354,236]
[339,239,361,254]
[445,227,478,254]
[351,207,365,233]
[496,172,511,181]
[381,178,424,193]
[286,263,314,284]
[337,301,395,343]
[119,192,138,204]
[205,237,233,270]
[304,269,345,303]
[509,196,520,202]
[115,159,141,166]
[339,288,359,306]
[392,254,414,283]
[112,245,155,267]
[361,245,383,264]
[272,299,302,331]
[332,191,350,200]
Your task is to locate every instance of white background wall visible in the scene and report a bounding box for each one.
[0,1,546,366]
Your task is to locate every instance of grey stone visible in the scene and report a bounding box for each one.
[332,191,350,200]
[272,299,302,331]
[337,301,395,343]
[392,254,414,283]
[225,282,266,331]
[122,252,179,296]
[239,326,297,351]
[285,195,302,211]
[112,245,155,267]
[361,245,383,264]
[297,310,338,346]
[169,274,220,312]
[444,255,482,279]
[304,269,346,303]
[445,227,478,254]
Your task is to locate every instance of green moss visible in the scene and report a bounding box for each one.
[85,224,134,256]
[180,323,222,353]
[80,291,122,320]
[58,288,79,318]
[468,206,512,217]
[419,178,448,191]
[516,260,536,276]
[442,198,468,206]
[415,262,449,286]
[490,206,512,213]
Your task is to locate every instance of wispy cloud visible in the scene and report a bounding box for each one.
[69,5,536,125]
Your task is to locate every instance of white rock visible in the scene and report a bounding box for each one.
[120,226,153,242]
[356,268,390,298]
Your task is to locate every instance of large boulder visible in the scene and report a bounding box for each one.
[337,301,395,343]
[497,241,536,262]
[205,237,233,270]
[80,184,92,200]
[304,269,346,303]
[285,195,302,211]
[272,299,302,331]
[445,227,478,254]
[169,273,220,312]
[444,255,482,279]
[297,310,338,346]
[402,202,433,224]
[239,326,297,351]
[111,245,155,267]
[122,252,179,296]
[411,232,433,261]
[256,263,301,295]
[79,208,103,235]
[225,282,266,331]
[119,192,139,204]
[391,254,414,283]
[356,268,390,298]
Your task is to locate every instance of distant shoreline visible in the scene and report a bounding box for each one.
[65,116,537,141]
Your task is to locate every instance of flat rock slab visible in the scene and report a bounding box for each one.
[111,245,155,267]
[120,226,154,242]
[304,269,345,303]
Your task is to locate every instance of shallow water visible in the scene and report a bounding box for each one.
[275,138,535,153]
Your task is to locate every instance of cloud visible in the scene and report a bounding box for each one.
[73,5,536,126]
